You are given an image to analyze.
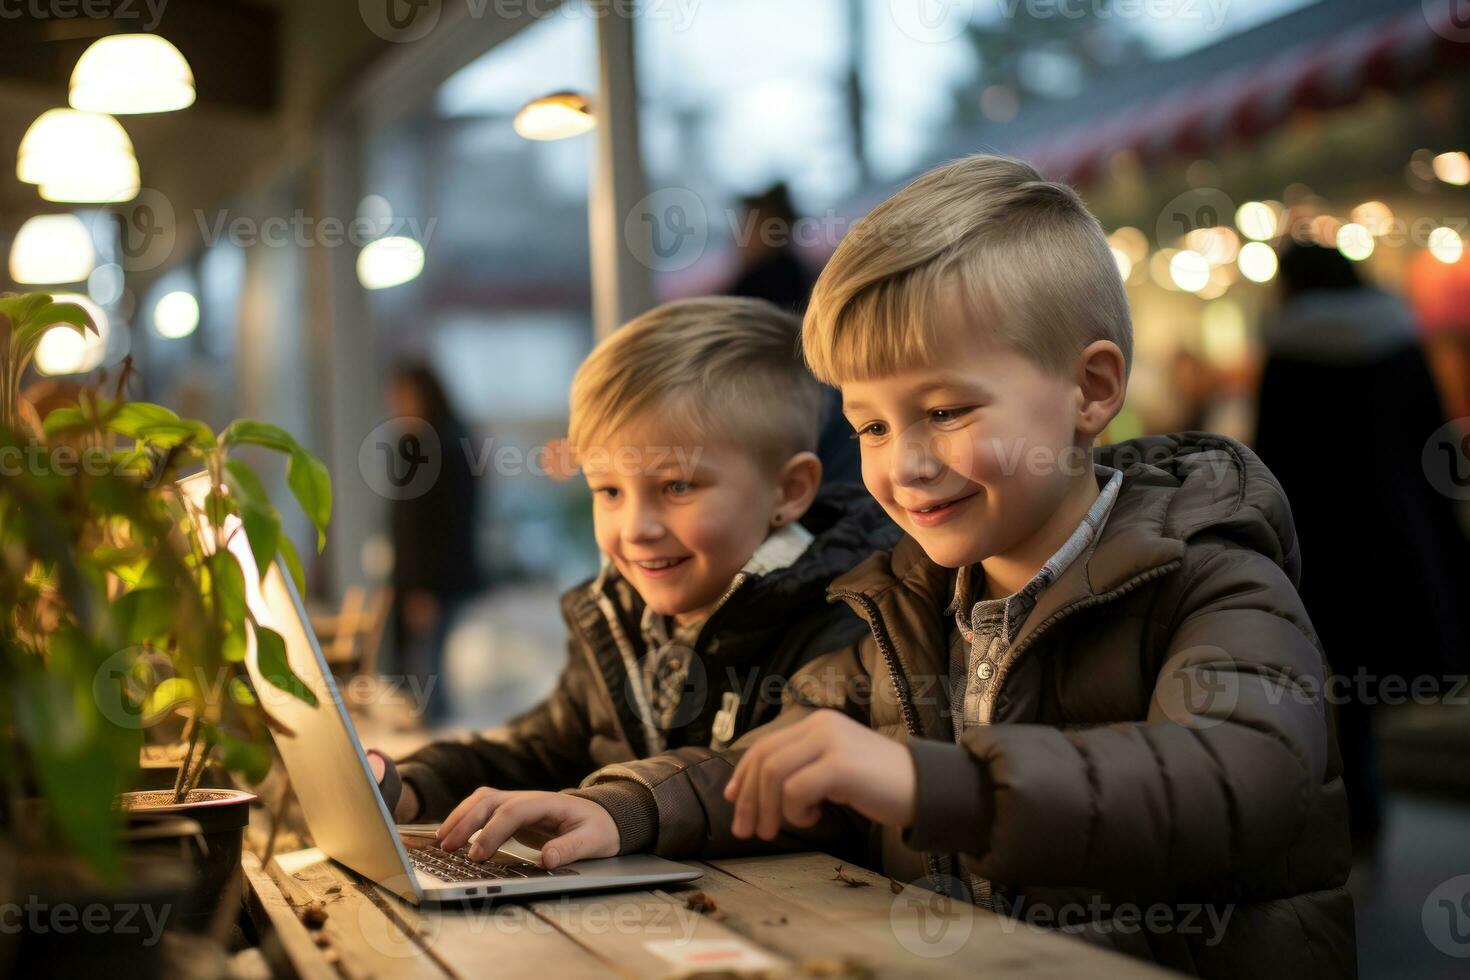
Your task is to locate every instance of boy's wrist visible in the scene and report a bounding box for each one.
[565,782,657,854]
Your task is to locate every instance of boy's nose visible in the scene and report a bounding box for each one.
[891,429,945,487]
[621,505,666,544]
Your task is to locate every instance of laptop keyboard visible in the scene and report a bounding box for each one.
[408,844,579,883]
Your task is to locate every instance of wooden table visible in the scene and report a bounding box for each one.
[242,846,1173,978]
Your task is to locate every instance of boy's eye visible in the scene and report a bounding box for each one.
[592,486,619,499]
[665,480,693,496]
[852,422,888,440]
[929,406,975,426]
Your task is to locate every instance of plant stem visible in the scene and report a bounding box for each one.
[173,711,202,803]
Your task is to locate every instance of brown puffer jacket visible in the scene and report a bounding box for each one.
[395,482,899,821]
[578,434,1357,978]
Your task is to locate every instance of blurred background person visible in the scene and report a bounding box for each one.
[726,183,861,487]
[386,362,485,727]
[1254,242,1470,856]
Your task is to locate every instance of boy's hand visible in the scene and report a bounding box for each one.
[724,710,916,840]
[435,789,620,869]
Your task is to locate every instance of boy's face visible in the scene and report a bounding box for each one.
[841,333,1086,571]
[583,418,782,625]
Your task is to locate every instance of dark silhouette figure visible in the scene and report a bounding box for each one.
[1254,243,1470,855]
[727,183,862,488]
[387,363,483,726]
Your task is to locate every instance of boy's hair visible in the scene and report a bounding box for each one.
[802,153,1132,384]
[569,296,824,473]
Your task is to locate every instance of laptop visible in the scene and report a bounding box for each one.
[178,472,701,904]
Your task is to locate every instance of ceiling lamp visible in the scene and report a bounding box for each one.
[17,108,139,203]
[514,92,595,141]
[8,214,97,284]
[69,34,196,114]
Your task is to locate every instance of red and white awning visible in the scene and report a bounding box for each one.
[1027,8,1470,187]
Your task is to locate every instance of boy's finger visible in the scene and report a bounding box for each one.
[468,798,551,861]
[540,821,612,869]
[754,740,823,840]
[781,760,837,829]
[726,722,803,801]
[439,790,500,850]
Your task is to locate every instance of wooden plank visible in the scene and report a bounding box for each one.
[241,851,338,980]
[709,853,1175,978]
[523,883,792,978]
[367,882,612,980]
[266,847,449,980]
[683,859,965,978]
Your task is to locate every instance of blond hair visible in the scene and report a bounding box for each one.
[569,297,824,473]
[802,154,1132,384]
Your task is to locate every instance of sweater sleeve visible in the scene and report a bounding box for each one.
[396,639,598,819]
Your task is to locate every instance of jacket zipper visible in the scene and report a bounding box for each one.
[828,589,952,895]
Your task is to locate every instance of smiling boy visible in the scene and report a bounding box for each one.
[458,156,1355,976]
[371,296,895,833]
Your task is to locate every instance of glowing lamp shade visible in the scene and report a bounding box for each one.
[514,92,595,141]
[40,153,140,204]
[35,293,109,376]
[357,236,425,290]
[18,108,134,178]
[154,290,199,339]
[1237,241,1279,283]
[8,214,96,284]
[69,34,196,115]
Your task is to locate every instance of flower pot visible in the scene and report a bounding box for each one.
[116,789,256,934]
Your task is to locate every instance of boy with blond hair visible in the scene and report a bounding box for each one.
[370,296,896,836]
[454,156,1355,977]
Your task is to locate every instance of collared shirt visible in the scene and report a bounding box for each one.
[639,520,815,740]
[946,465,1123,738]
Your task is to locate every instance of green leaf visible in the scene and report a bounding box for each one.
[42,405,88,436]
[221,623,247,663]
[141,676,197,725]
[277,533,307,596]
[209,550,247,626]
[133,418,216,450]
[215,729,272,784]
[113,587,173,645]
[223,458,269,508]
[254,624,318,707]
[228,676,257,706]
[35,300,97,333]
[224,459,280,581]
[108,402,183,439]
[221,419,296,454]
[204,486,236,530]
[0,291,51,325]
[287,448,332,552]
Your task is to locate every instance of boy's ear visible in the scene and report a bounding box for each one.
[772,451,822,527]
[1074,340,1128,439]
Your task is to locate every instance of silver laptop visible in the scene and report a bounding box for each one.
[179,472,701,904]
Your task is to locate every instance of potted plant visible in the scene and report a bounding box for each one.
[0,290,332,963]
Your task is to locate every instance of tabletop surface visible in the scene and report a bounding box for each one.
[242,844,1174,979]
